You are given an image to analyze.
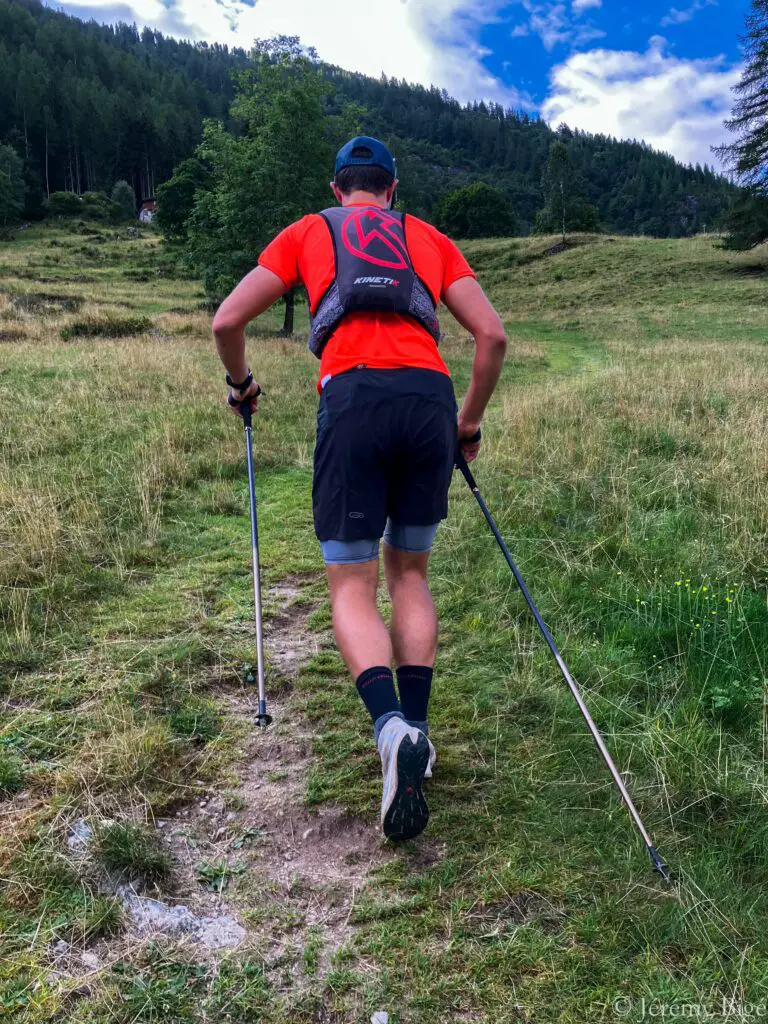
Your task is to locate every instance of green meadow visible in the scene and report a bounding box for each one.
[0,222,766,1023]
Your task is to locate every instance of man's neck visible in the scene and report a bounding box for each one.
[342,191,387,208]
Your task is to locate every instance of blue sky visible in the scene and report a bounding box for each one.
[49,0,749,170]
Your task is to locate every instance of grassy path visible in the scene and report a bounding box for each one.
[1,225,767,1023]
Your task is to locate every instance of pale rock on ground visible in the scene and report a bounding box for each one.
[117,885,246,950]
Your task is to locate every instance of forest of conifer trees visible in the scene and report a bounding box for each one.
[0,0,737,236]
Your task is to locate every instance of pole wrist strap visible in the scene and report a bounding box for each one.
[226,369,254,392]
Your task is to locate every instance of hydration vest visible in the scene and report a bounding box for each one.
[308,206,441,358]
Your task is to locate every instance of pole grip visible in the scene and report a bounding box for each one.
[455,428,481,489]
[455,446,477,489]
[227,384,262,428]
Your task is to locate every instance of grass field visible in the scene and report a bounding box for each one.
[1,221,767,1023]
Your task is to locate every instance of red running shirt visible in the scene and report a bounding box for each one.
[258,205,476,389]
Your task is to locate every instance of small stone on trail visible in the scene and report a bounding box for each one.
[67,819,93,853]
[371,1013,389,1024]
[81,951,100,970]
[301,828,315,841]
[54,940,68,955]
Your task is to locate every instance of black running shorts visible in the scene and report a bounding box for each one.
[313,367,458,544]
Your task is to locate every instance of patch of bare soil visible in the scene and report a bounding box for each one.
[543,240,575,257]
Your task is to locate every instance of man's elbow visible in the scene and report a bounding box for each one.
[479,325,508,353]
[492,329,508,352]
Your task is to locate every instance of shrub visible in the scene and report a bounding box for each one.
[435,182,517,239]
[61,314,152,340]
[81,191,122,223]
[46,191,83,218]
[111,180,136,221]
[96,821,172,882]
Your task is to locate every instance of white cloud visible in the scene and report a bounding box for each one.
[52,0,528,109]
[511,0,604,52]
[541,37,740,167]
[660,0,716,27]
[528,3,572,51]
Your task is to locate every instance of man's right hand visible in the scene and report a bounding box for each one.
[228,378,262,416]
[458,420,482,464]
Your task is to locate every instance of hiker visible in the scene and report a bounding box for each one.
[213,136,507,841]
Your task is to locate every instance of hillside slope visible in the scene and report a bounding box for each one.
[0,226,767,1021]
[0,0,735,234]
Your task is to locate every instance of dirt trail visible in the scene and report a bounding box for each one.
[133,575,394,976]
[52,573,441,998]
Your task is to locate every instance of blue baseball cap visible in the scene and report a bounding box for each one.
[334,136,397,179]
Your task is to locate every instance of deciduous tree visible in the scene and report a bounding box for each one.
[111,180,136,221]
[186,38,358,333]
[435,182,516,239]
[534,140,600,240]
[155,158,211,240]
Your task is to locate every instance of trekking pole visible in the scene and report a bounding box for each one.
[233,390,272,729]
[455,436,669,882]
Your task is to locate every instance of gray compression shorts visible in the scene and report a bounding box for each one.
[320,520,440,565]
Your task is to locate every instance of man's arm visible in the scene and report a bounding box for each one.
[212,266,288,409]
[443,276,507,462]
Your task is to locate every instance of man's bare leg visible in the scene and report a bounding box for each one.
[326,560,391,678]
[383,547,437,668]
[383,546,437,768]
[327,556,430,839]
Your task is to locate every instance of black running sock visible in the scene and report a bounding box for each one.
[396,666,433,729]
[356,666,400,729]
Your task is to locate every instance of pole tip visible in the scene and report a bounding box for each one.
[256,713,273,729]
[649,846,670,883]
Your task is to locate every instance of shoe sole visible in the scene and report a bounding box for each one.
[382,732,430,841]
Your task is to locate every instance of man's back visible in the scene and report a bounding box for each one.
[258,207,476,387]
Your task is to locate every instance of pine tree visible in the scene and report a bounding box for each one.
[716,0,768,248]
[717,0,768,188]
[0,0,737,236]
[0,143,25,230]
